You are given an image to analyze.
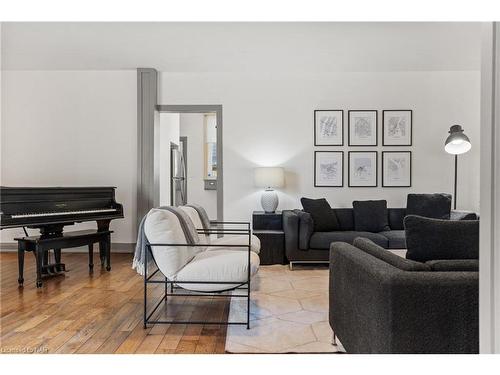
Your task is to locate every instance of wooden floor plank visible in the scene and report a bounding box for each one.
[0,251,229,354]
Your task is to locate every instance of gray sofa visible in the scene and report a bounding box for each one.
[328,218,479,354]
[283,208,476,265]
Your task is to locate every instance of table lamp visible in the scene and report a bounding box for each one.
[254,167,285,213]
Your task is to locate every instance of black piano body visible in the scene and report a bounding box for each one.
[0,186,123,231]
[0,186,124,286]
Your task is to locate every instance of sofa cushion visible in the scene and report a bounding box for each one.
[388,208,406,230]
[450,210,478,221]
[353,238,431,271]
[404,215,479,262]
[210,234,261,254]
[175,249,260,292]
[406,193,452,219]
[353,200,390,232]
[379,230,406,249]
[301,197,340,231]
[333,208,355,230]
[425,259,479,272]
[310,231,388,249]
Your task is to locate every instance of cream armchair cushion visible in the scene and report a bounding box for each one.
[179,205,261,254]
[175,249,260,292]
[144,208,204,279]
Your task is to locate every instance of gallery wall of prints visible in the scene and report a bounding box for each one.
[314,109,412,188]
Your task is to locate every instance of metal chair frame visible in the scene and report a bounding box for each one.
[143,221,252,329]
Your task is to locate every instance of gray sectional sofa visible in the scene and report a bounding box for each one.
[283,208,476,265]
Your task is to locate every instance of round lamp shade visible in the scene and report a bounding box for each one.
[444,125,471,155]
[254,167,285,189]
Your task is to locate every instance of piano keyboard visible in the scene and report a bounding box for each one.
[12,208,118,219]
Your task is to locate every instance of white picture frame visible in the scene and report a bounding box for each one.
[382,151,412,187]
[383,110,412,146]
[314,110,344,146]
[348,110,378,146]
[348,151,377,187]
[314,151,344,187]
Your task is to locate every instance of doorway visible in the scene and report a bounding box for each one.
[156,105,223,222]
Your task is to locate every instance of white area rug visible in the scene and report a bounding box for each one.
[225,265,345,353]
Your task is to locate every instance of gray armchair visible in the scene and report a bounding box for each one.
[329,225,479,353]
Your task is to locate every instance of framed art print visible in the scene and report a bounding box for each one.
[382,151,411,187]
[348,110,378,146]
[314,151,344,187]
[314,110,343,146]
[348,151,377,187]
[382,110,412,146]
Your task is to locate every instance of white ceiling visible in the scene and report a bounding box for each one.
[1,22,481,72]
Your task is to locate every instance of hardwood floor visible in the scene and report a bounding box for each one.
[0,251,229,354]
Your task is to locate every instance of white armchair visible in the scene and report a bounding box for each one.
[143,208,260,329]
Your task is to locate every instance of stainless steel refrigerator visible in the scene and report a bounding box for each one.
[170,141,187,206]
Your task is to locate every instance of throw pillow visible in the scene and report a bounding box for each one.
[352,200,390,232]
[300,197,340,232]
[404,215,479,262]
[406,193,452,220]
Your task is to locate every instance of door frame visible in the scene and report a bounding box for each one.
[480,22,500,354]
[156,104,223,222]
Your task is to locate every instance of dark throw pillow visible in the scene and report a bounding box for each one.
[406,193,452,220]
[352,200,390,232]
[300,197,340,232]
[404,215,479,262]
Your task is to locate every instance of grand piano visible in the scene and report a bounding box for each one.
[0,186,124,286]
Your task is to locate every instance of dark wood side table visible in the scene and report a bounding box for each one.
[252,211,286,265]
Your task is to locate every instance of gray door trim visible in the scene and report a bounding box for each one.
[178,136,188,204]
[480,22,500,354]
[137,68,158,229]
[156,105,223,222]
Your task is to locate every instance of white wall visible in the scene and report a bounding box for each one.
[1,69,481,245]
[179,113,217,219]
[160,71,480,222]
[158,113,180,206]
[1,70,137,244]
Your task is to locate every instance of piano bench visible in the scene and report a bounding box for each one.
[15,229,113,288]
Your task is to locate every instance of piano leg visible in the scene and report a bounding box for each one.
[105,234,111,271]
[97,219,111,270]
[88,243,94,272]
[54,248,62,272]
[98,240,106,267]
[42,250,49,273]
[17,244,24,286]
[35,245,43,288]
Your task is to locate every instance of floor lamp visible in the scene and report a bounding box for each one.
[444,125,471,209]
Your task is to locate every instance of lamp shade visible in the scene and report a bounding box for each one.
[254,167,285,188]
[444,125,471,155]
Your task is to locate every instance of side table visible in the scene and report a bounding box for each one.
[252,211,286,265]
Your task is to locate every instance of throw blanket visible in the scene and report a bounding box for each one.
[186,203,211,231]
[132,206,200,276]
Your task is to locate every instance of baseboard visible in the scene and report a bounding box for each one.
[0,242,135,253]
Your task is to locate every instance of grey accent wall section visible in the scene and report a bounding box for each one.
[137,68,158,228]
[480,22,500,354]
[157,105,224,223]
